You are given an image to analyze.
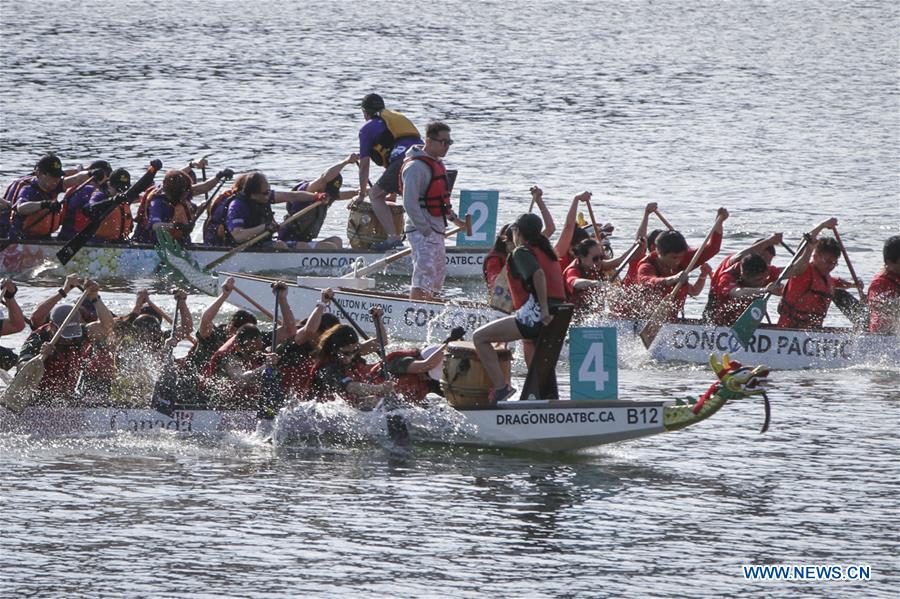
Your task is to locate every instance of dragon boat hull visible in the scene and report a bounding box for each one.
[0,399,672,453]
[221,272,506,343]
[0,240,486,279]
[590,317,900,370]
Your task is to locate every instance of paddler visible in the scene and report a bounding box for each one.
[702,233,788,325]
[201,282,296,408]
[354,93,424,252]
[473,213,566,404]
[16,279,113,403]
[8,154,99,241]
[401,121,466,300]
[309,321,394,408]
[563,238,632,315]
[57,160,112,240]
[606,202,659,318]
[553,191,594,269]
[867,235,900,334]
[132,170,194,245]
[225,171,327,250]
[278,154,361,249]
[277,288,341,398]
[776,219,855,329]
[0,279,26,371]
[86,168,134,242]
[634,208,728,321]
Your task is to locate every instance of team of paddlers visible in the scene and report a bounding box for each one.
[1,93,898,407]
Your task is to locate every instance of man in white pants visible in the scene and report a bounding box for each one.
[401,122,464,300]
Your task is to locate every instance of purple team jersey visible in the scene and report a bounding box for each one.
[358,118,422,163]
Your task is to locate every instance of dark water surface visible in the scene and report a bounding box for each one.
[1,0,898,596]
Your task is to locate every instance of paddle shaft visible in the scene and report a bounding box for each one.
[347,214,472,279]
[612,240,643,280]
[654,209,675,231]
[57,163,160,265]
[585,198,602,240]
[232,285,276,321]
[832,228,865,300]
[203,198,326,271]
[271,290,280,352]
[188,178,228,227]
[329,297,370,341]
[754,236,812,307]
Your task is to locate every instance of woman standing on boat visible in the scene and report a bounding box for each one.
[473,213,566,404]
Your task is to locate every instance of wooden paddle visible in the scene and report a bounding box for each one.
[611,240,643,280]
[57,160,161,265]
[233,285,277,322]
[832,227,866,301]
[654,209,675,231]
[585,197,603,240]
[188,177,228,228]
[203,198,328,271]
[639,216,720,348]
[348,215,472,279]
[731,235,812,348]
[0,289,89,413]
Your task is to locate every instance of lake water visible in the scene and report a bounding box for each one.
[1,0,898,596]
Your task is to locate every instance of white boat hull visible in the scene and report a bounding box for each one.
[222,272,506,343]
[572,316,900,370]
[1,399,671,453]
[0,241,486,279]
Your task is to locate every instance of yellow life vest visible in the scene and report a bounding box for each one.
[371,109,421,166]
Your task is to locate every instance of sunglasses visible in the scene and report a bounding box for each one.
[429,137,454,146]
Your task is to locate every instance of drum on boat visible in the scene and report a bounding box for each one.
[441,341,512,408]
[347,201,405,249]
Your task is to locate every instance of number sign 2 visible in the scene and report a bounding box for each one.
[569,327,618,400]
[457,190,498,247]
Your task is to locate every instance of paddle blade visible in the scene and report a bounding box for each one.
[639,297,674,349]
[0,357,45,414]
[731,296,768,349]
[155,229,218,296]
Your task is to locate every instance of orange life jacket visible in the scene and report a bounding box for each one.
[202,189,238,245]
[14,180,62,238]
[93,202,134,241]
[59,185,95,237]
[508,245,567,310]
[135,186,189,243]
[399,154,452,219]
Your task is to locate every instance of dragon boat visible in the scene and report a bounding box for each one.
[0,355,772,453]
[577,316,900,371]
[219,271,506,343]
[0,239,487,280]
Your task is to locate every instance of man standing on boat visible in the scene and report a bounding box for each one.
[400,121,464,301]
[353,93,424,252]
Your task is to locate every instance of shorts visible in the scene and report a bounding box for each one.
[514,295,544,340]
[409,229,446,294]
[375,145,413,194]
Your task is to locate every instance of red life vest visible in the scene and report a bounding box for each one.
[30,323,85,398]
[778,266,834,329]
[2,176,31,235]
[310,358,371,405]
[368,349,432,405]
[277,342,317,396]
[201,334,263,396]
[399,155,452,218]
[508,245,567,310]
[868,268,900,333]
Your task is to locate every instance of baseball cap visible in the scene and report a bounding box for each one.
[36,154,65,178]
[51,304,83,339]
[109,168,131,192]
[324,173,343,200]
